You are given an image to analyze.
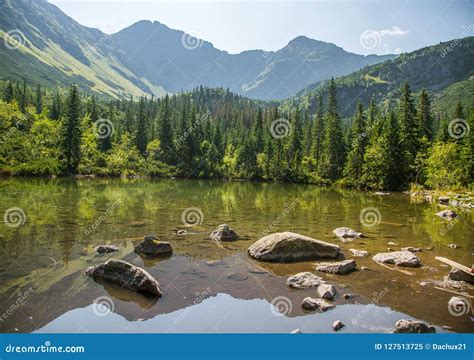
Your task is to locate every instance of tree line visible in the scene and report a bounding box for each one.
[0,79,472,190]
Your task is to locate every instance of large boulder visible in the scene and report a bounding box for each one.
[95,245,119,254]
[134,235,173,257]
[315,259,357,275]
[210,224,239,242]
[392,319,436,333]
[333,227,362,241]
[85,259,162,297]
[248,232,340,262]
[301,297,335,311]
[373,251,420,267]
[286,272,322,289]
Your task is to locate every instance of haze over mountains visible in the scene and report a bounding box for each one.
[0,0,394,100]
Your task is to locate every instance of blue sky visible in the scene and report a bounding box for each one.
[50,0,474,55]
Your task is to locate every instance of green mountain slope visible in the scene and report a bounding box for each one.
[290,37,474,117]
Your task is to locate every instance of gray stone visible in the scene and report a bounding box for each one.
[317,283,337,300]
[85,259,162,297]
[392,319,436,333]
[375,192,390,196]
[436,210,458,221]
[372,251,420,267]
[134,235,173,257]
[315,259,357,275]
[349,248,369,257]
[448,268,474,284]
[95,245,119,254]
[210,224,239,242]
[333,227,362,241]
[447,243,459,249]
[301,297,335,311]
[286,272,323,289]
[401,247,422,253]
[333,320,345,331]
[248,232,340,262]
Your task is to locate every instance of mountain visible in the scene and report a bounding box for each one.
[290,37,474,117]
[0,0,393,100]
[112,22,394,100]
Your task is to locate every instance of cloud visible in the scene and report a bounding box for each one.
[379,26,409,37]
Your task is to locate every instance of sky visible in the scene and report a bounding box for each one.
[49,0,474,55]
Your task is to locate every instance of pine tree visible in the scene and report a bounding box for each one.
[253,108,264,153]
[311,95,324,166]
[135,97,148,156]
[398,82,419,172]
[60,85,82,174]
[417,89,433,140]
[343,102,367,184]
[90,95,99,123]
[3,81,14,103]
[319,79,345,181]
[19,80,28,113]
[35,83,43,114]
[50,91,62,120]
[159,95,174,163]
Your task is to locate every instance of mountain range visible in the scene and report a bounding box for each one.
[0,0,394,100]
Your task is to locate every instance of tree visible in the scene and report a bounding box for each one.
[398,82,419,168]
[343,102,367,184]
[159,94,174,163]
[60,85,82,174]
[417,89,433,140]
[3,81,14,103]
[50,91,62,120]
[135,97,148,156]
[311,95,324,166]
[35,83,43,114]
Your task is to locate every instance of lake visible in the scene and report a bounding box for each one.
[0,178,472,333]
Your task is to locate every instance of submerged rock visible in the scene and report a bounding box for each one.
[373,251,420,267]
[392,319,436,333]
[286,272,323,289]
[248,232,340,262]
[333,227,362,241]
[95,245,119,254]
[437,196,450,205]
[448,268,474,283]
[349,248,369,257]
[333,320,345,331]
[436,210,458,221]
[85,259,162,297]
[210,224,239,242]
[134,235,173,257]
[317,283,337,300]
[401,247,422,253]
[447,243,459,249]
[302,297,335,311]
[315,259,357,275]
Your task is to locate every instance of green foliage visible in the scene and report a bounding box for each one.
[425,142,464,189]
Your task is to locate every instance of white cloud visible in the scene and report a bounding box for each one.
[379,25,409,37]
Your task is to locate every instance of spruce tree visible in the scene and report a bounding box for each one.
[159,95,174,163]
[3,81,14,103]
[50,91,62,120]
[343,102,367,184]
[417,89,433,140]
[35,83,43,114]
[311,95,324,166]
[135,97,148,156]
[60,85,82,174]
[398,81,419,172]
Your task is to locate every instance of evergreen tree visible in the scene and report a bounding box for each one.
[50,91,62,121]
[343,102,367,184]
[60,85,82,174]
[135,97,148,156]
[398,81,419,172]
[3,81,14,103]
[159,95,174,163]
[311,95,324,166]
[417,89,433,140]
[35,83,43,114]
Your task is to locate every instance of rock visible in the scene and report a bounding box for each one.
[317,283,337,300]
[437,196,450,205]
[333,227,362,241]
[134,235,173,257]
[388,242,397,246]
[343,293,353,299]
[448,268,474,284]
[375,191,390,196]
[387,248,395,251]
[315,259,357,275]
[401,247,422,253]
[392,319,436,333]
[85,259,162,297]
[286,272,323,289]
[301,297,335,311]
[360,266,369,271]
[205,260,226,266]
[333,320,345,331]
[248,232,340,262]
[372,251,420,267]
[227,273,248,281]
[210,224,239,242]
[95,245,119,254]
[436,210,457,221]
[291,329,302,334]
[349,248,369,257]
[447,243,459,249]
